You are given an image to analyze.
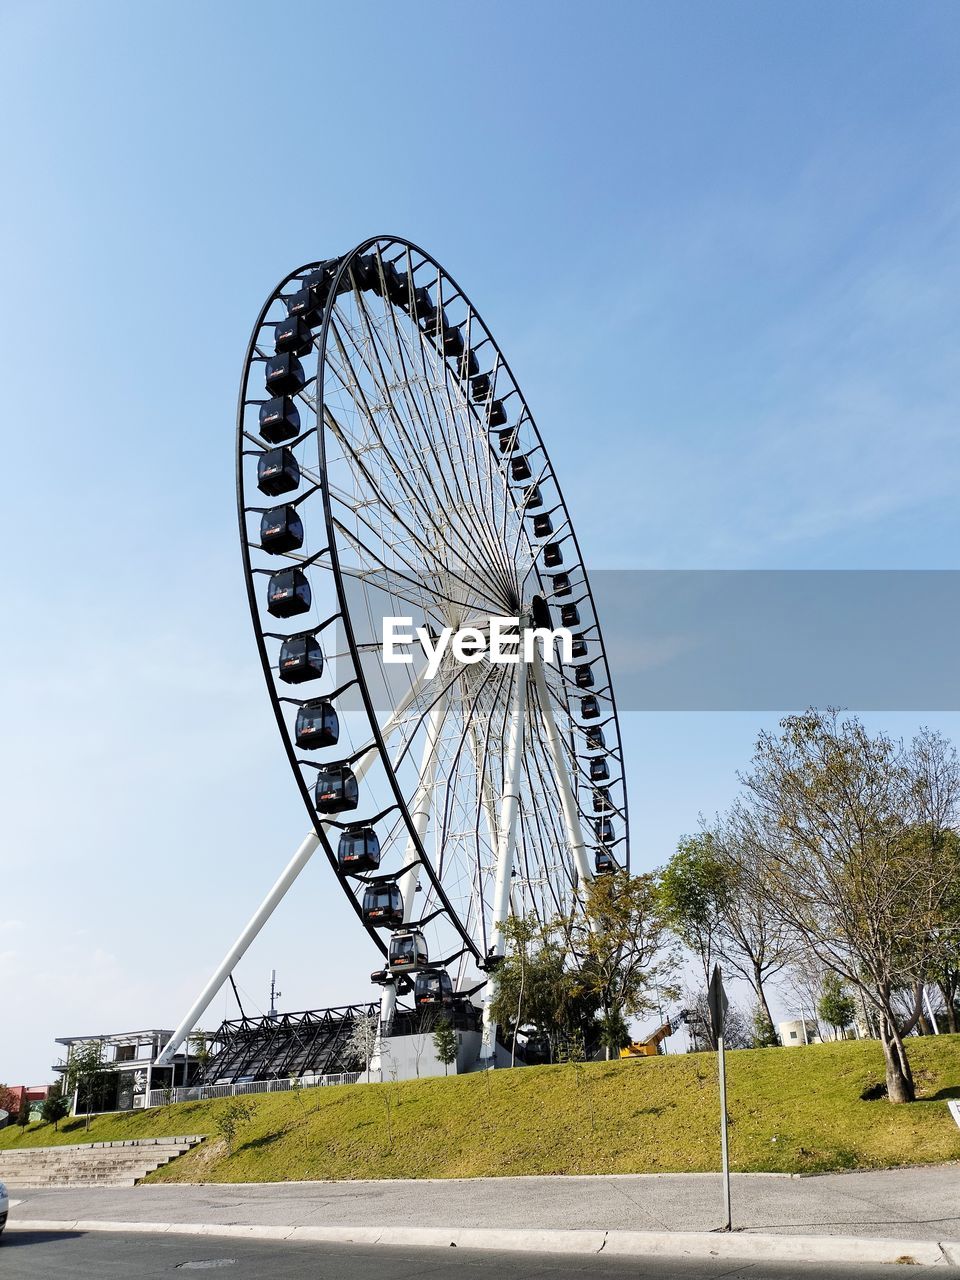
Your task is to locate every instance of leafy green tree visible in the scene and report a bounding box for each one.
[16,1095,30,1130]
[660,834,731,1046]
[571,870,678,1059]
[41,1088,69,1131]
[751,1005,779,1047]
[214,1098,255,1154]
[67,1039,106,1129]
[489,915,599,1060]
[432,1018,458,1075]
[817,972,856,1039]
[189,1031,212,1081]
[742,711,960,1103]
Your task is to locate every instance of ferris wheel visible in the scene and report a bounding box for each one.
[158,236,629,1069]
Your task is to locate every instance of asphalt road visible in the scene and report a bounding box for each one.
[0,1230,913,1279]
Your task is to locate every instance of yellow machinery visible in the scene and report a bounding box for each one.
[619,1011,686,1058]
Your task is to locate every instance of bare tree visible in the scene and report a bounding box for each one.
[741,711,960,1103]
[344,1011,380,1083]
[714,805,797,1031]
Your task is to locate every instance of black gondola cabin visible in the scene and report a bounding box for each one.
[267,567,311,618]
[595,818,615,844]
[278,633,324,684]
[260,506,304,555]
[295,699,339,749]
[257,447,300,497]
[388,929,428,970]
[414,969,454,1006]
[264,352,306,397]
[338,826,381,873]
[259,396,301,444]
[361,884,404,928]
[314,763,359,814]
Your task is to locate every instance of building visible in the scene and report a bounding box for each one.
[0,1084,54,1123]
[777,1018,821,1046]
[53,1029,206,1115]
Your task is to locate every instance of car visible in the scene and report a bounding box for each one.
[0,1179,8,1238]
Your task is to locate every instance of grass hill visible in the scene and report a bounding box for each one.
[2,1036,959,1182]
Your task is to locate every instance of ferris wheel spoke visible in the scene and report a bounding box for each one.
[323,403,509,615]
[431,661,511,888]
[324,362,510,614]
[408,300,520,607]
[356,255,520,608]
[338,297,518,608]
[333,296,497,577]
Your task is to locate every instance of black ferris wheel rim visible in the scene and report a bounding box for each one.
[236,234,631,986]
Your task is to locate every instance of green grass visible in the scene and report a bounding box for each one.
[3,1037,959,1181]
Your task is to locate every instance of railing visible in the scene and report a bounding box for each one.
[146,1070,365,1109]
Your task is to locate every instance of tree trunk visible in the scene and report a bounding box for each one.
[939,982,958,1033]
[879,1015,916,1103]
[754,966,775,1032]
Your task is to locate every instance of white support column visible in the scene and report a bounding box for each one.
[155,829,321,1067]
[397,691,447,920]
[530,651,594,889]
[480,659,528,1062]
[369,980,397,1079]
[156,675,427,1070]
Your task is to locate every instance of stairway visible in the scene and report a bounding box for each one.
[0,1136,205,1188]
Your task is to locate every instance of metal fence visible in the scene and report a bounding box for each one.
[146,1070,365,1109]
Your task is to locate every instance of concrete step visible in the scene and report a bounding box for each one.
[0,1136,205,1187]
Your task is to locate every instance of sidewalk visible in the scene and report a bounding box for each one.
[7,1166,960,1267]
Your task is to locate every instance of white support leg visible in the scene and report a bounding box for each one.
[531,651,594,889]
[156,673,427,1070]
[155,829,321,1066]
[397,691,447,920]
[480,659,528,1062]
[369,980,397,1078]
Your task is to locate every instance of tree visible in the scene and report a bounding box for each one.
[189,1031,212,1081]
[685,990,752,1050]
[489,915,600,1059]
[16,1094,30,1129]
[67,1039,106,1129]
[571,870,678,1059]
[0,1085,19,1123]
[818,973,856,1040]
[714,806,797,1030]
[41,1088,69,1131]
[432,1018,458,1075]
[660,834,730,1046]
[751,1005,779,1047]
[741,711,960,1103]
[925,829,960,1032]
[214,1098,255,1154]
[344,1010,380,1083]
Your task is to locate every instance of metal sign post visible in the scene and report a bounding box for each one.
[709,964,732,1232]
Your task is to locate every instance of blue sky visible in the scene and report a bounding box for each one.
[2,1,959,1079]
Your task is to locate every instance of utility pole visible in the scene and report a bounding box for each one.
[269,970,282,1022]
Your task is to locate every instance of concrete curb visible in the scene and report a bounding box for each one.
[8,1219,960,1266]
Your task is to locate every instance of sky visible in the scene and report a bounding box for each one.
[1,0,959,1080]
